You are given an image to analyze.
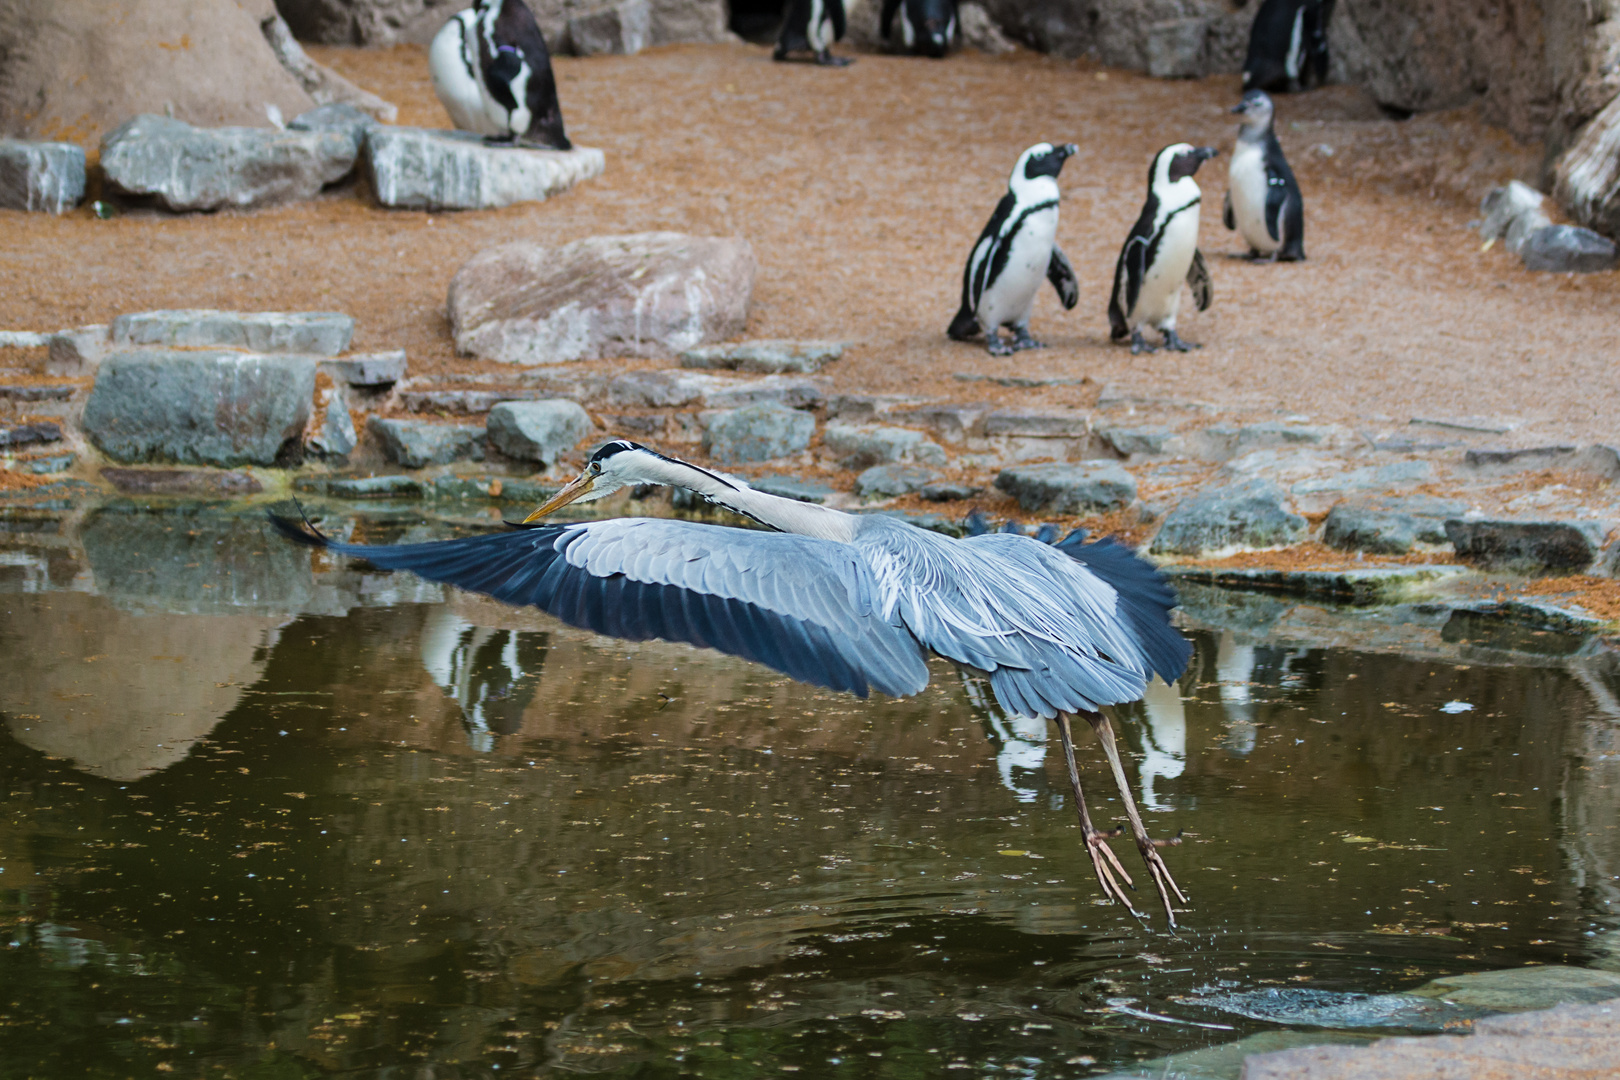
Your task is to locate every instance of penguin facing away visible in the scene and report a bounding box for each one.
[1243,0,1333,94]
[775,0,852,66]
[430,0,571,149]
[881,0,958,58]
[1223,90,1305,261]
[948,142,1080,356]
[1109,143,1218,354]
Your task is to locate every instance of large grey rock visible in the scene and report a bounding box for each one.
[888,404,984,444]
[99,114,356,211]
[1445,518,1608,573]
[318,350,408,387]
[1099,425,1174,457]
[83,351,315,467]
[568,0,651,54]
[371,418,486,468]
[1151,478,1308,556]
[307,384,358,460]
[822,424,947,470]
[855,464,941,499]
[1520,225,1619,273]
[995,462,1138,514]
[0,140,86,213]
[1323,496,1467,555]
[1144,17,1205,78]
[486,400,592,465]
[1480,181,1551,254]
[700,402,814,465]
[678,340,844,374]
[449,233,756,365]
[287,102,381,157]
[365,127,604,211]
[604,370,824,410]
[111,309,354,356]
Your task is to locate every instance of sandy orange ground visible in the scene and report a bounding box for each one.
[0,42,1609,445]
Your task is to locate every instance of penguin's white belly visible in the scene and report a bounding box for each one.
[1228,143,1277,254]
[1136,204,1199,330]
[808,0,830,50]
[981,209,1056,329]
[430,18,498,135]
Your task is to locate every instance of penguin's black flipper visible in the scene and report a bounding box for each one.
[1047,246,1079,310]
[880,0,901,39]
[829,0,848,41]
[1107,248,1132,342]
[1277,192,1306,260]
[1187,248,1213,312]
[948,305,981,340]
[1222,188,1235,232]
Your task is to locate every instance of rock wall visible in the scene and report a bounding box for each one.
[272,0,730,49]
[976,0,1248,74]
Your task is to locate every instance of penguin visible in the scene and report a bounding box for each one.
[429,0,571,149]
[1108,143,1218,354]
[774,0,851,66]
[880,0,958,58]
[1223,89,1306,261]
[1242,0,1333,94]
[947,143,1080,356]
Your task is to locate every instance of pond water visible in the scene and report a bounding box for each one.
[1,503,1617,1078]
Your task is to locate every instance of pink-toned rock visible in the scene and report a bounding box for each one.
[447,232,757,366]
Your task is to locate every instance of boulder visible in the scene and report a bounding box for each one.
[1519,225,1619,273]
[82,351,315,467]
[0,140,86,214]
[110,309,354,356]
[0,421,63,449]
[261,16,397,123]
[888,404,984,444]
[1099,425,1174,457]
[822,424,948,470]
[100,114,357,212]
[1151,478,1308,556]
[568,0,651,54]
[287,102,381,158]
[307,385,357,459]
[364,127,605,211]
[318,350,408,387]
[370,418,486,468]
[678,340,845,374]
[855,464,942,499]
[995,462,1138,515]
[1480,181,1551,254]
[1323,497,1466,555]
[1445,518,1608,573]
[449,233,757,365]
[485,400,593,465]
[700,402,815,465]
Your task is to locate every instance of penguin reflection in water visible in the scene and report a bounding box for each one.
[948,143,1081,356]
[1109,143,1217,355]
[1223,90,1306,262]
[775,0,852,65]
[429,0,572,149]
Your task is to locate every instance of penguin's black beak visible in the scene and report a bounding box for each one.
[1058,143,1078,160]
[1230,103,1248,114]
[1197,146,1219,162]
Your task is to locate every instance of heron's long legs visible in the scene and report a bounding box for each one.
[1085,709,1187,927]
[1056,713,1140,917]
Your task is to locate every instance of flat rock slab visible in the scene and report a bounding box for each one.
[288,102,379,157]
[370,418,486,469]
[855,463,941,498]
[1409,965,1620,1012]
[0,383,76,402]
[102,468,263,496]
[1446,518,1608,573]
[749,474,835,503]
[701,401,814,464]
[605,370,824,410]
[366,127,604,210]
[982,410,1090,438]
[888,404,985,444]
[1161,564,1468,605]
[83,351,314,467]
[319,350,407,386]
[1151,478,1308,556]
[0,421,63,448]
[921,481,983,501]
[1465,444,1620,480]
[679,340,845,374]
[1323,496,1467,554]
[1099,424,1175,456]
[449,232,756,365]
[0,139,86,213]
[297,474,425,499]
[823,423,947,469]
[1521,223,1620,272]
[485,400,591,465]
[111,310,354,356]
[100,114,356,212]
[996,462,1137,514]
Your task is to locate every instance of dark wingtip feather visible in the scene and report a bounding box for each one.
[1056,534,1193,684]
[266,508,331,548]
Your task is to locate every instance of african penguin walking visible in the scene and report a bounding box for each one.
[948,143,1080,356]
[774,0,851,66]
[881,0,958,58]
[1109,143,1218,354]
[429,0,571,149]
[1243,0,1333,94]
[1223,90,1305,261]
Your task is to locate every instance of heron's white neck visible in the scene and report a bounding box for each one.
[633,452,857,543]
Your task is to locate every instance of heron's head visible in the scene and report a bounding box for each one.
[522,440,649,522]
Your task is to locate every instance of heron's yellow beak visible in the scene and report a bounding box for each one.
[521,472,595,523]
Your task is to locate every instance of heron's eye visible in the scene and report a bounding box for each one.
[590,461,602,476]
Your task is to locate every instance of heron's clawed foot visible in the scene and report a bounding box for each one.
[1083,825,1141,916]
[1011,328,1046,351]
[1161,329,1199,352]
[1129,328,1155,355]
[1134,835,1188,927]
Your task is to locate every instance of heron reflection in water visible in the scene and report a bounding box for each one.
[273,440,1195,924]
[419,610,550,751]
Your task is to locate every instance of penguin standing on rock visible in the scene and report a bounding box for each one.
[1223,90,1305,261]
[429,0,571,149]
[1243,0,1333,94]
[774,0,851,66]
[948,143,1080,356]
[881,0,958,58]
[1109,143,1217,354]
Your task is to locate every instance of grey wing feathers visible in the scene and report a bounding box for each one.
[1047,245,1079,310]
[1187,248,1212,311]
[268,515,931,701]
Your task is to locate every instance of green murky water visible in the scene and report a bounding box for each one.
[0,504,1616,1078]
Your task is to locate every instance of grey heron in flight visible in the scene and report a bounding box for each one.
[271,439,1194,924]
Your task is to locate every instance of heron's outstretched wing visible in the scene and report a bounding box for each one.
[268,514,930,700]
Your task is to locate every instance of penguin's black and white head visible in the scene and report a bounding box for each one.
[1232,90,1275,138]
[1149,143,1218,191]
[1009,142,1077,199]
